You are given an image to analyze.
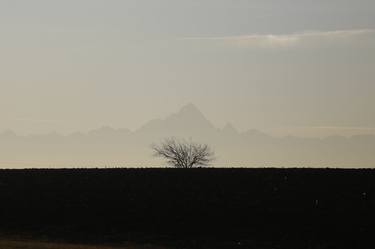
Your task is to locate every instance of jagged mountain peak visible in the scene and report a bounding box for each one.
[222,123,238,133]
[179,103,201,113]
[138,104,214,134]
[173,103,207,120]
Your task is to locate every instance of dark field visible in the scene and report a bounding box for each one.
[0,168,374,249]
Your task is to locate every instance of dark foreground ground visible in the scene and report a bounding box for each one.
[0,238,167,249]
[0,168,374,249]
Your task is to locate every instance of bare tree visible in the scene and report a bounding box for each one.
[152,138,214,168]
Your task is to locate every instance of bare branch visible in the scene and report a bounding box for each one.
[152,138,214,168]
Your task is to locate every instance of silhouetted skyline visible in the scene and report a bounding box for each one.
[1,1,374,168]
[1,104,374,168]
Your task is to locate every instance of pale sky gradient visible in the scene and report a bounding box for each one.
[1,0,375,137]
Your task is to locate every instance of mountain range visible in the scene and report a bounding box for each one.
[1,104,374,168]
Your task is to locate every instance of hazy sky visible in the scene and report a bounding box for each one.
[1,0,375,137]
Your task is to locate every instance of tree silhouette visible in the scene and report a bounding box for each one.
[152,138,214,168]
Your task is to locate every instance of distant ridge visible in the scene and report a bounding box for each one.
[0,104,375,168]
[137,103,214,136]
